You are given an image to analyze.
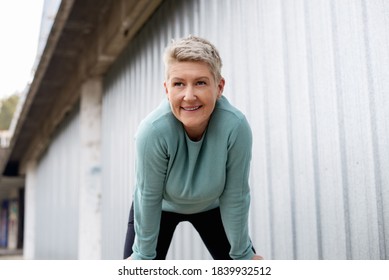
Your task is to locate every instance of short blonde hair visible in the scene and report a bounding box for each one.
[163,35,223,82]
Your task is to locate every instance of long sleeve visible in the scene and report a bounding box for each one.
[131,121,169,260]
[219,116,255,260]
[129,96,255,260]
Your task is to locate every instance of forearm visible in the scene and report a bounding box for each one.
[131,122,168,259]
[220,116,254,260]
[220,189,254,260]
[131,187,162,260]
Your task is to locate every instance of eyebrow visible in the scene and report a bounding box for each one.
[171,76,211,81]
[195,76,211,80]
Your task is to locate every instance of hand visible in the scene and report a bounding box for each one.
[126,256,133,260]
[251,254,264,260]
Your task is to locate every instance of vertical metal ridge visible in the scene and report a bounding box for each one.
[34,110,80,259]
[303,0,323,260]
[280,0,297,260]
[360,0,386,260]
[329,0,352,260]
[263,58,275,261]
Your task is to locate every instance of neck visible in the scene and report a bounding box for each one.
[184,125,206,142]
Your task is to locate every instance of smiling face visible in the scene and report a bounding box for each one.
[164,61,225,141]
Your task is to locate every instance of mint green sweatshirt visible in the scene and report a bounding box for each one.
[132,96,254,260]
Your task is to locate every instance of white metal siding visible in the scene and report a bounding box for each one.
[102,0,389,259]
[34,111,80,259]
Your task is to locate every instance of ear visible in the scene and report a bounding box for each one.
[217,78,225,98]
[164,81,169,96]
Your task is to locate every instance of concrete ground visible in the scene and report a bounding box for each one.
[0,248,23,260]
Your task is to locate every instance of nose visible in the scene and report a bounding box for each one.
[183,86,196,101]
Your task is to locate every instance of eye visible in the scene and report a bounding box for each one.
[173,82,184,87]
[196,81,207,86]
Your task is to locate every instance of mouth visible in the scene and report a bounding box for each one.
[181,105,202,111]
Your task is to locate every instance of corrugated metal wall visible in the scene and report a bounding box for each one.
[34,110,80,259]
[102,0,388,259]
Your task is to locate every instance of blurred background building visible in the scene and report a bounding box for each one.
[0,0,388,259]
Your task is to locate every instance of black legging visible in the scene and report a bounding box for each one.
[123,204,236,259]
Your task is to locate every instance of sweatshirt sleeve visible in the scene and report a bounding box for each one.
[131,121,168,260]
[219,117,255,260]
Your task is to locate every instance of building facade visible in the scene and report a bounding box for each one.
[1,0,388,259]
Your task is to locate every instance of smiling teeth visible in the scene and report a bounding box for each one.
[183,106,200,111]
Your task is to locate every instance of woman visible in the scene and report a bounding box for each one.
[124,35,262,260]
